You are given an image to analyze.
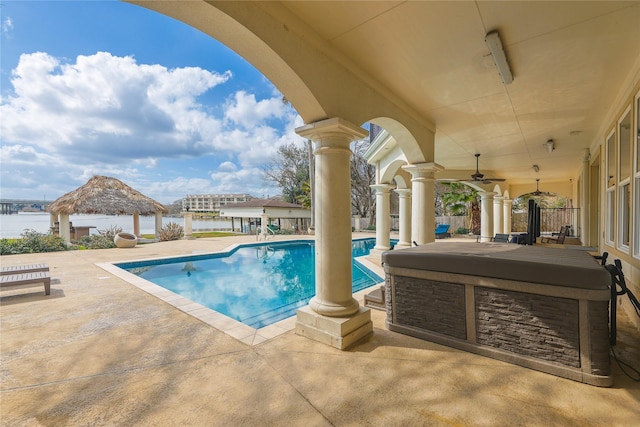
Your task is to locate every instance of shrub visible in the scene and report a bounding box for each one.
[77,234,116,249]
[158,222,184,241]
[98,225,123,241]
[0,229,67,255]
[0,239,23,255]
[455,227,469,235]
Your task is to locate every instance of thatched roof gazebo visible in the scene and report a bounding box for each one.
[47,175,167,243]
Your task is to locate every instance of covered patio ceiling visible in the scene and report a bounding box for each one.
[135,1,640,186]
[278,1,640,183]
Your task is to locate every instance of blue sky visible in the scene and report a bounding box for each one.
[0,0,305,204]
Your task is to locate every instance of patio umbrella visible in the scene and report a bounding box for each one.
[47,175,167,242]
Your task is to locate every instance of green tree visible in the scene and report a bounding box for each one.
[264,142,310,204]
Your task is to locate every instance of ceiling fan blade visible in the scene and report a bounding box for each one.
[469,154,504,183]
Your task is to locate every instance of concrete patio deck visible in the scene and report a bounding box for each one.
[1,234,639,426]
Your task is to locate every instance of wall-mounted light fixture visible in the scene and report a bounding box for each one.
[545,139,555,153]
[485,30,513,85]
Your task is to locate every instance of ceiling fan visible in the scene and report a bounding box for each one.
[466,153,505,184]
[532,178,550,196]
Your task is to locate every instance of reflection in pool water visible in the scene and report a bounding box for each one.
[117,239,384,328]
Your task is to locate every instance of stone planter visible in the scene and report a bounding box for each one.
[114,232,138,248]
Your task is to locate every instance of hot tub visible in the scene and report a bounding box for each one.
[382,242,612,386]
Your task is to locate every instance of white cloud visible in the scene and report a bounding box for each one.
[218,161,237,172]
[210,166,276,198]
[0,51,304,202]
[142,177,215,201]
[2,17,13,37]
[225,91,286,129]
[1,51,231,158]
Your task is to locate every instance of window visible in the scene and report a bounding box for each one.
[619,109,632,181]
[607,131,616,188]
[617,108,632,251]
[634,92,640,259]
[606,188,615,245]
[618,183,630,249]
[605,129,616,246]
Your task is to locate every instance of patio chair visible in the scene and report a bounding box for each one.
[593,251,608,266]
[540,225,568,244]
[1,263,49,275]
[491,233,510,243]
[435,224,451,239]
[1,271,51,295]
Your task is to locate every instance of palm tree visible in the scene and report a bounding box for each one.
[440,182,479,234]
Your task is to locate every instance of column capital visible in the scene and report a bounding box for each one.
[370,183,394,194]
[478,191,496,199]
[296,117,368,143]
[402,162,444,178]
[394,188,412,197]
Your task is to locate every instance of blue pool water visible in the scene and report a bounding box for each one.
[116,238,386,328]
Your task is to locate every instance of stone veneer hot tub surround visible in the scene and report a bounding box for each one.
[382,242,613,387]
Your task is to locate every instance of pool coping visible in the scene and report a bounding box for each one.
[96,239,385,346]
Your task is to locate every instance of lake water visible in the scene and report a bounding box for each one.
[0,213,233,238]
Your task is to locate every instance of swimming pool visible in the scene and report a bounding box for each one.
[115,238,384,328]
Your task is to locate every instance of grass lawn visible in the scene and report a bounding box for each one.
[140,231,242,239]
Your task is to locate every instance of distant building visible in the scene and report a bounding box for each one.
[182,194,253,213]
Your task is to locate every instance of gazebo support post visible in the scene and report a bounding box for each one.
[155,211,163,239]
[59,213,71,244]
[133,212,141,237]
[49,213,57,232]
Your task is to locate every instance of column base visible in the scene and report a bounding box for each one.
[368,247,390,261]
[394,242,411,249]
[307,226,315,235]
[295,306,373,350]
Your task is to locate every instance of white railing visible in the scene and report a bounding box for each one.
[256,226,276,241]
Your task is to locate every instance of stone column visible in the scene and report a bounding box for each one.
[353,215,361,231]
[493,194,504,238]
[183,212,193,239]
[395,188,412,248]
[402,163,443,245]
[502,191,513,234]
[478,191,495,242]
[261,212,269,238]
[295,118,372,350]
[371,184,393,255]
[580,148,590,245]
